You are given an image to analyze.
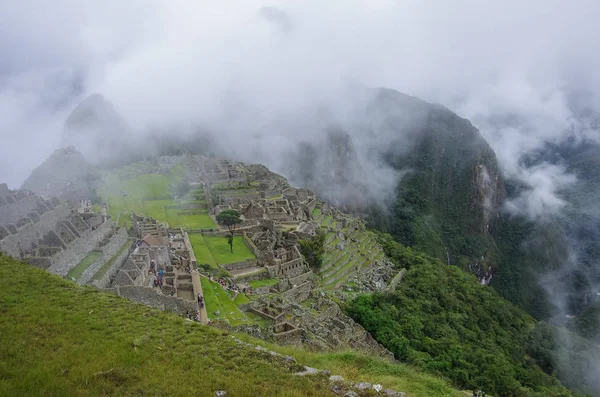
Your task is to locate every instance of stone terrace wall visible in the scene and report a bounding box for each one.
[281,281,312,302]
[0,196,39,225]
[78,227,129,285]
[48,219,114,277]
[110,285,197,315]
[287,271,314,287]
[243,232,257,256]
[0,203,71,258]
[222,259,258,271]
[91,240,134,289]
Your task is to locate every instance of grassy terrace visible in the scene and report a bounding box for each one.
[165,209,216,229]
[67,251,102,280]
[200,277,248,325]
[99,166,216,229]
[91,241,131,282]
[204,236,255,264]
[249,278,280,289]
[188,234,218,269]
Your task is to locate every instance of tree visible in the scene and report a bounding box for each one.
[216,210,242,253]
[298,230,326,272]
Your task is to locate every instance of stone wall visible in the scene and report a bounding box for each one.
[268,257,306,278]
[287,271,314,287]
[47,219,114,276]
[109,285,197,314]
[234,268,268,283]
[0,203,71,258]
[222,259,258,271]
[78,227,130,285]
[91,240,134,289]
[183,231,197,267]
[387,268,407,291]
[281,281,312,302]
[243,232,258,256]
[272,322,302,345]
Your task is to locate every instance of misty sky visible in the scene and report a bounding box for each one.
[2,0,600,217]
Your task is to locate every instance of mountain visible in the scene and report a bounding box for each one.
[359,89,503,276]
[21,146,100,202]
[61,93,133,165]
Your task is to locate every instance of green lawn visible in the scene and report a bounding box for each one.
[188,234,217,269]
[204,236,255,264]
[234,293,250,305]
[67,251,102,280]
[91,241,131,281]
[165,209,216,229]
[200,277,248,325]
[100,172,174,227]
[249,278,280,289]
[99,169,217,230]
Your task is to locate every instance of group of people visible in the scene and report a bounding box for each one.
[185,309,201,322]
[197,293,204,308]
[150,261,165,287]
[473,390,486,397]
[213,277,253,295]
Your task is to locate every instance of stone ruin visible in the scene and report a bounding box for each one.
[0,183,119,276]
[104,216,203,317]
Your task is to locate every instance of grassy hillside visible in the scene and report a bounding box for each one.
[0,254,466,397]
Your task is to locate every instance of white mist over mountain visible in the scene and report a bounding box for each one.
[1,0,599,218]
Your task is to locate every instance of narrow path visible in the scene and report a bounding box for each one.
[192,271,208,324]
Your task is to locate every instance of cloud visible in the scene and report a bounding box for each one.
[1,0,599,200]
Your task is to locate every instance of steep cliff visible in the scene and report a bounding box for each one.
[363,89,503,272]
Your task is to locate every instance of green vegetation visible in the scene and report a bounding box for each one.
[248,278,280,289]
[234,293,250,305]
[67,250,102,280]
[298,230,326,272]
[347,235,574,397]
[215,210,242,252]
[165,209,216,229]
[235,336,464,397]
[0,255,337,396]
[204,236,255,265]
[200,277,248,325]
[91,241,131,281]
[188,234,218,269]
[98,165,216,229]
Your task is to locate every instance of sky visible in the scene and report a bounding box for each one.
[1,0,600,215]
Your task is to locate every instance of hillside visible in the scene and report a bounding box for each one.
[354,89,503,276]
[0,254,466,397]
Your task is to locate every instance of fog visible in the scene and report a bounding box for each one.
[2,0,600,392]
